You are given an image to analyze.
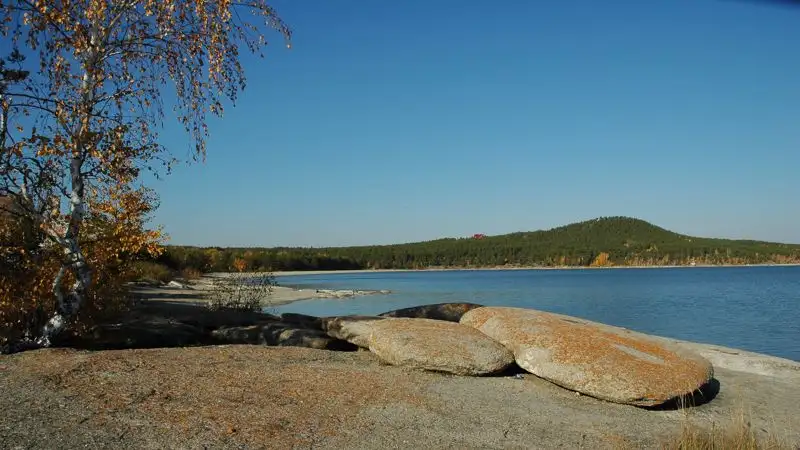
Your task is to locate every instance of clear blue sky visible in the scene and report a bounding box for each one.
[150,0,800,247]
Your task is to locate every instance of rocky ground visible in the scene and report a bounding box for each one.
[2,344,799,449]
[1,299,799,449]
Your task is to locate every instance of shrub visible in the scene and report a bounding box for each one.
[131,261,175,284]
[205,273,274,312]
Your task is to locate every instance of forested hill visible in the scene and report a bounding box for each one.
[156,217,800,273]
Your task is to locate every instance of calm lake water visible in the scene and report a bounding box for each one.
[272,266,800,362]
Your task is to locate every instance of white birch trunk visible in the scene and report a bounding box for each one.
[36,30,100,347]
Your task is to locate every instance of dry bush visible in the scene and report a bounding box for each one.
[131,260,175,284]
[662,412,791,450]
[205,273,275,312]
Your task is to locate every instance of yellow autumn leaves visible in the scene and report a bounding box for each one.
[0,188,164,345]
[1,0,291,344]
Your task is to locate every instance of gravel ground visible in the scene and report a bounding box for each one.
[2,345,799,449]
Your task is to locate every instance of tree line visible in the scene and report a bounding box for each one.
[154,217,800,274]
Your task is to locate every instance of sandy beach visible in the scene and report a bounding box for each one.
[131,274,391,307]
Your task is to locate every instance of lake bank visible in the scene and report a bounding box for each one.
[3,294,799,448]
[270,266,800,362]
[131,275,391,308]
[133,266,800,362]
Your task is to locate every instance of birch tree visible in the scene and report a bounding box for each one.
[0,0,290,349]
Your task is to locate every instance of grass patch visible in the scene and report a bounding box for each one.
[662,411,792,450]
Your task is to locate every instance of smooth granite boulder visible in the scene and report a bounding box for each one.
[461,307,714,407]
[368,318,514,376]
[321,315,387,348]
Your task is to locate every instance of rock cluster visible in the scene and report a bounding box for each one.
[72,299,715,407]
[311,303,714,407]
[323,304,714,406]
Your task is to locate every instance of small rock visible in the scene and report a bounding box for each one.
[211,325,264,345]
[258,322,322,348]
[166,280,189,289]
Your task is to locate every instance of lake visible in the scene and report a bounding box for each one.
[272,266,800,362]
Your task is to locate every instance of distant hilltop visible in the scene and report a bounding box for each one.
[156,216,800,273]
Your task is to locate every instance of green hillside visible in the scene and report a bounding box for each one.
[156,216,800,273]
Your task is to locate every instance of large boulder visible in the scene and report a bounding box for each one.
[461,307,714,407]
[321,315,387,348]
[379,302,483,322]
[368,318,514,376]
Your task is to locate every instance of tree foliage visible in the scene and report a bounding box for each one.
[0,0,290,350]
[1,188,161,350]
[156,217,800,273]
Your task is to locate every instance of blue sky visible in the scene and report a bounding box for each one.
[150,0,800,247]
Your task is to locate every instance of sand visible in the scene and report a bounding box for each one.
[132,274,390,307]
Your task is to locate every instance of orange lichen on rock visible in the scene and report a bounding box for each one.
[461,307,714,407]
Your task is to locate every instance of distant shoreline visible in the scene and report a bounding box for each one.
[271,263,800,277]
[142,261,799,311]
